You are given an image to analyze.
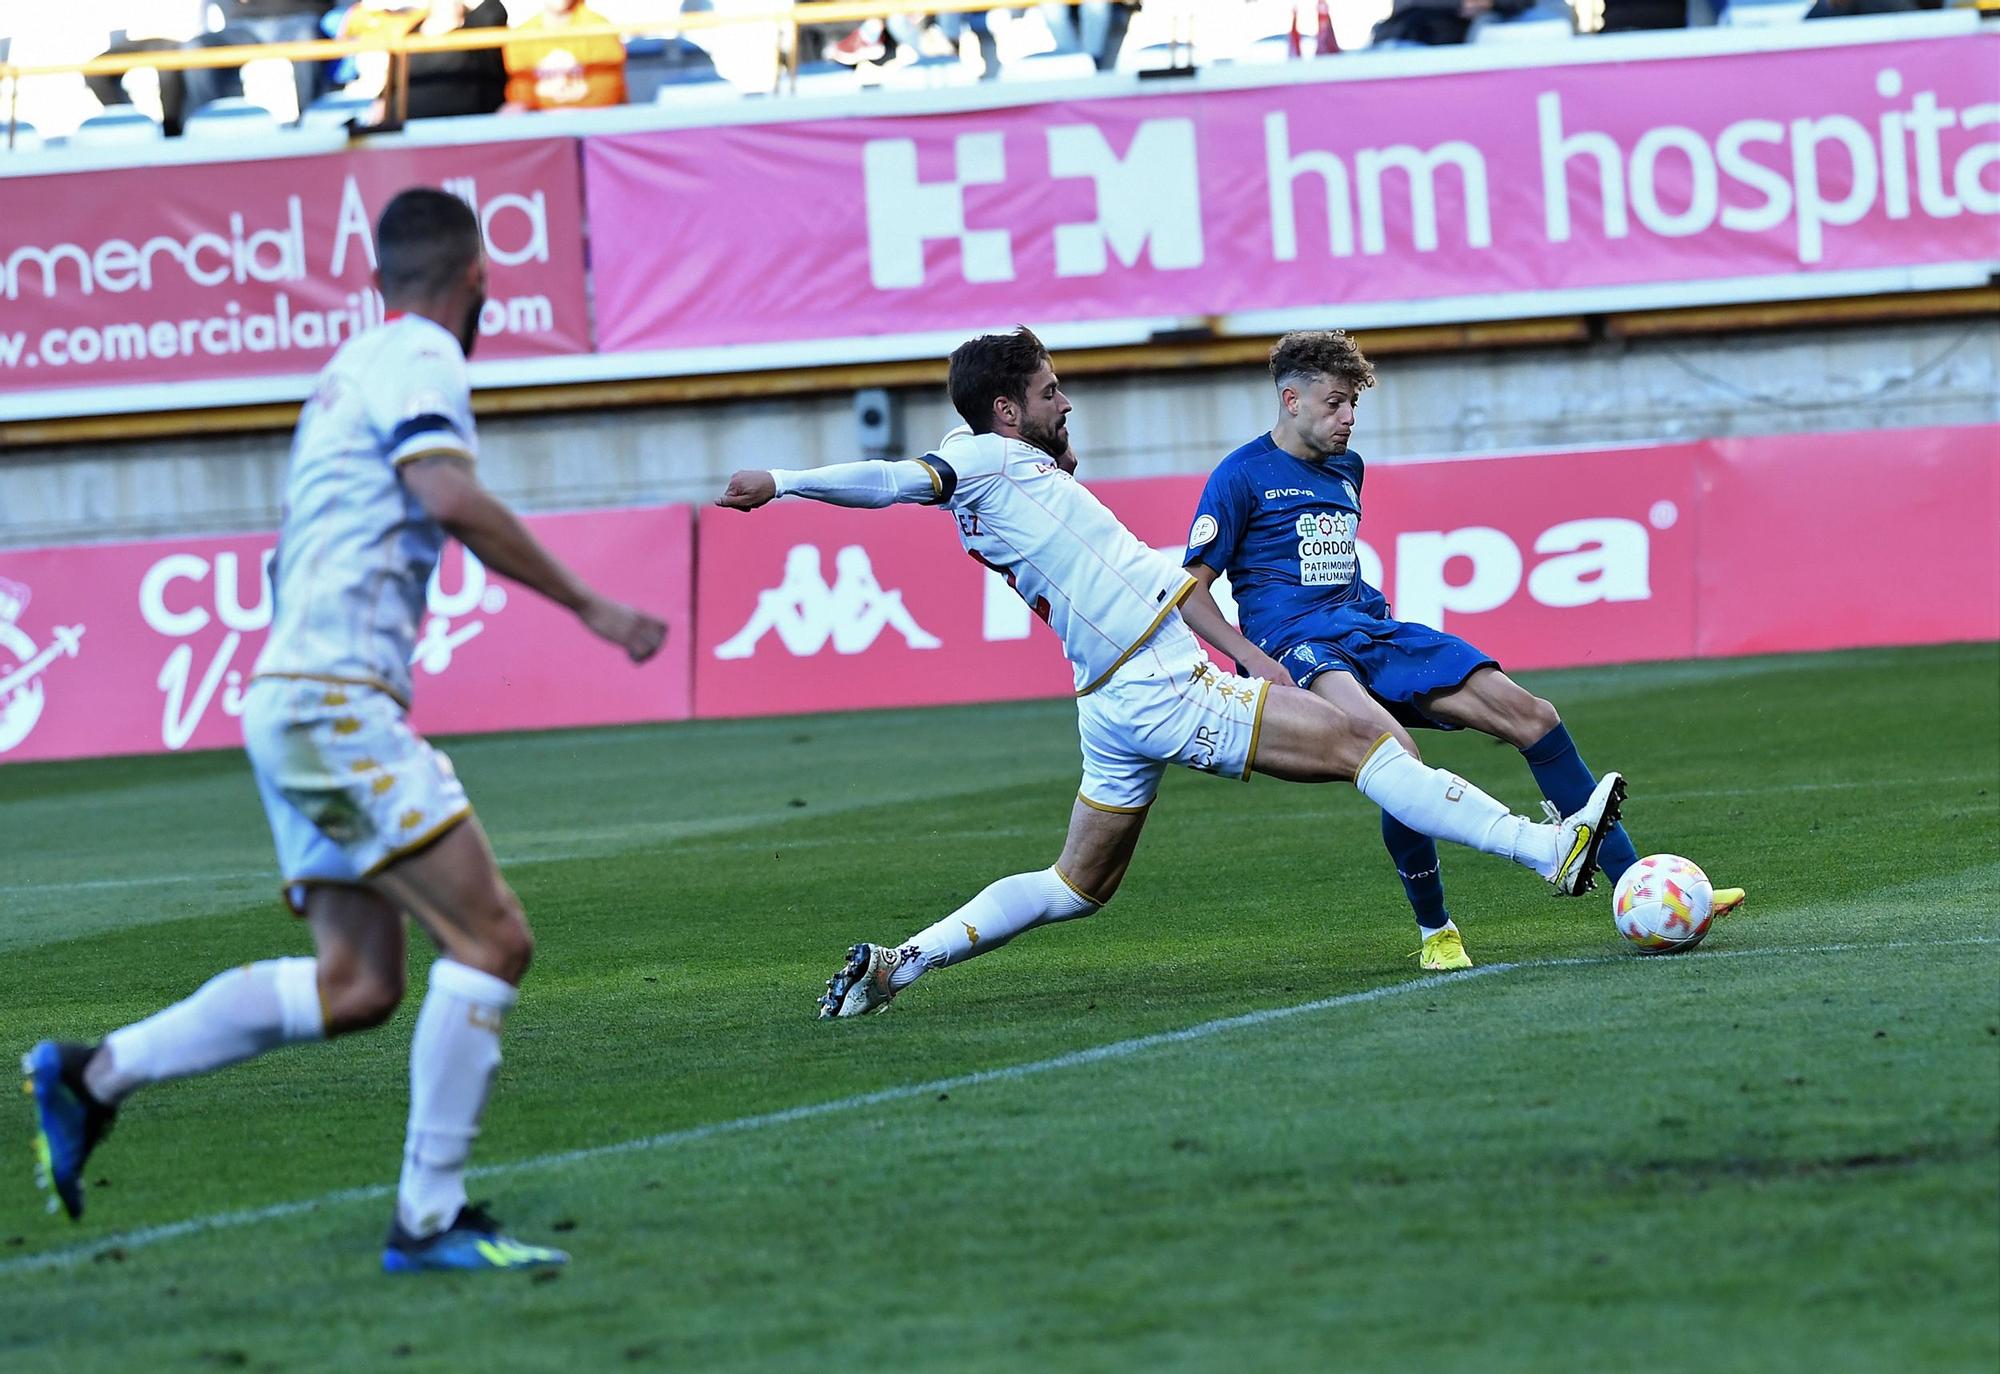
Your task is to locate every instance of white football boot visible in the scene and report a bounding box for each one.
[1544,771,1627,896]
[817,943,903,1019]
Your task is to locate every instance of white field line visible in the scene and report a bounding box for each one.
[5,933,1995,1279]
[6,773,1993,898]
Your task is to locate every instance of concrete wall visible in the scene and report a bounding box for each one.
[3,318,1994,550]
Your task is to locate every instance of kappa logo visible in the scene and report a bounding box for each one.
[716,544,941,660]
[0,576,85,756]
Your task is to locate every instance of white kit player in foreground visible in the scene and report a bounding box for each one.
[715,328,1626,1018]
[23,188,666,1272]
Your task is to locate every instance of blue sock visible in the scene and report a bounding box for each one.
[1521,722,1639,881]
[1381,811,1449,933]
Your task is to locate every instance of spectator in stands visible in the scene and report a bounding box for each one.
[797,18,867,66]
[86,5,228,136]
[407,0,508,119]
[1372,0,1534,46]
[1040,1,1139,71]
[1596,0,1688,29]
[210,0,339,121]
[325,3,418,87]
[934,9,1000,78]
[1804,0,1941,14]
[503,0,627,110]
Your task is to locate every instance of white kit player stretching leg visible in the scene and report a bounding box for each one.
[23,188,666,1271]
[715,328,1625,1018]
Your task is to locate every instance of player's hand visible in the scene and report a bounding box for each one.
[581,596,667,663]
[1239,647,1290,686]
[716,471,777,510]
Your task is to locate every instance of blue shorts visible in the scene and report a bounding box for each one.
[1274,615,1496,731]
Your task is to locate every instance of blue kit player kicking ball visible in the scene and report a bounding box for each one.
[1184,330,1743,969]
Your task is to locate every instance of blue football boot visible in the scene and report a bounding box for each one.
[382,1200,569,1274]
[22,1040,116,1221]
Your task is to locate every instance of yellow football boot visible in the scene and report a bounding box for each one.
[1413,925,1473,971]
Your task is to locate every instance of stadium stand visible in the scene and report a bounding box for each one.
[67,104,164,146]
[181,94,284,138]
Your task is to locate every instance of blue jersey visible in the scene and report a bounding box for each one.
[1183,433,1388,654]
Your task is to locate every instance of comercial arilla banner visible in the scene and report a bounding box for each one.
[0,505,692,765]
[0,426,1991,765]
[0,136,591,399]
[586,32,2000,363]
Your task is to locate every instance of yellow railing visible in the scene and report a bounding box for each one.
[0,0,1102,143]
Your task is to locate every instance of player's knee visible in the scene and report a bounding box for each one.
[501,918,535,983]
[1051,862,1116,911]
[1330,711,1391,778]
[477,888,535,985]
[1519,694,1561,743]
[321,959,404,1035]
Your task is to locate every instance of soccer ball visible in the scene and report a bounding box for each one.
[1612,854,1714,954]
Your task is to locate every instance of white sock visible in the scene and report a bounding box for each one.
[890,867,1100,990]
[1354,738,1561,879]
[88,958,324,1105]
[396,959,518,1238]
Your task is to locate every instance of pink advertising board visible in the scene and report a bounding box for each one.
[0,137,590,398]
[1694,426,2000,657]
[691,425,1997,720]
[4,427,1991,762]
[587,34,2000,360]
[0,505,692,765]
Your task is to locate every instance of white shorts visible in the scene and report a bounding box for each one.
[241,676,471,907]
[1075,621,1273,813]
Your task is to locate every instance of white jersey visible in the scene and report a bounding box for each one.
[920,427,1193,694]
[252,315,477,706]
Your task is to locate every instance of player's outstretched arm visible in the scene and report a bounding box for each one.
[402,454,666,664]
[1183,563,1289,684]
[716,460,941,512]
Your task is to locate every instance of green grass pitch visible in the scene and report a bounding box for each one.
[2,643,1995,1373]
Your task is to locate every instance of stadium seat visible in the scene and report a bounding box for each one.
[1225,33,1302,65]
[1719,0,1814,23]
[792,60,863,97]
[184,96,283,140]
[301,92,373,131]
[879,54,981,90]
[653,70,741,108]
[1472,5,1579,40]
[71,105,164,146]
[1119,42,1196,74]
[997,50,1099,84]
[624,35,723,103]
